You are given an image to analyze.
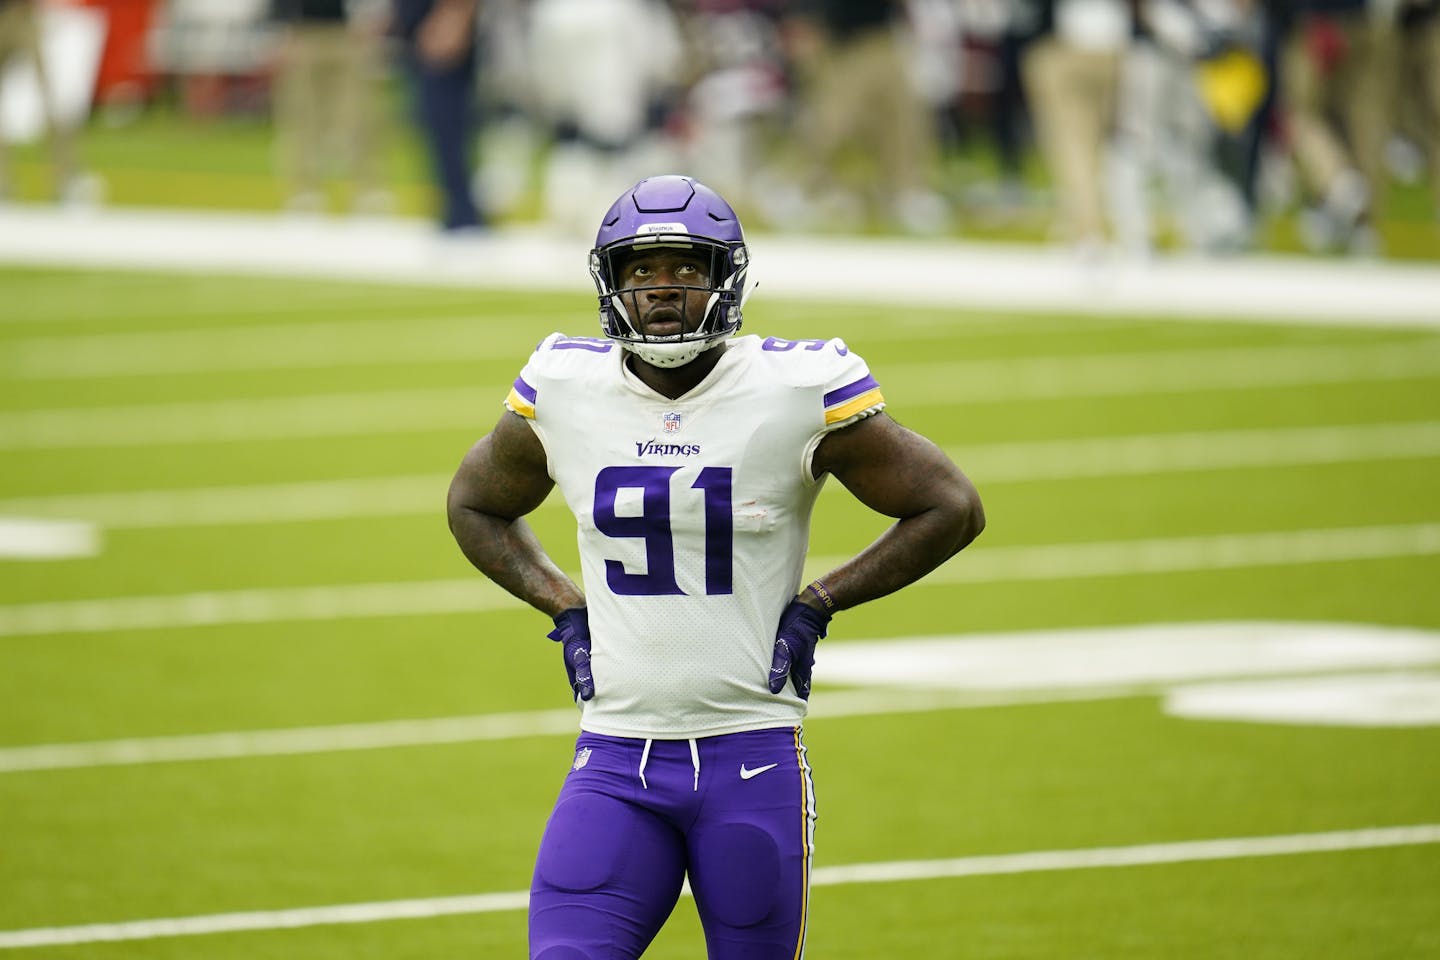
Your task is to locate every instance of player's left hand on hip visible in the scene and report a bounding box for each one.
[547,607,594,702]
[768,599,831,700]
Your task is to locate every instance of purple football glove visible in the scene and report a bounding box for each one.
[547,607,594,702]
[768,599,831,700]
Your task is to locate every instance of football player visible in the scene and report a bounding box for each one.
[448,174,984,959]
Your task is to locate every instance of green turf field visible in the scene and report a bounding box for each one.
[1,265,1438,958]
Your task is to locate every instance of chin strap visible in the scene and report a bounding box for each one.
[621,337,712,368]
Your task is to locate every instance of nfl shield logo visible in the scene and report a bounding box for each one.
[662,412,682,434]
[572,747,592,771]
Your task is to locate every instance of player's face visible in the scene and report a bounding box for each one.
[615,249,711,338]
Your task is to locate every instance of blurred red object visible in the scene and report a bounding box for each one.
[1303,15,1349,76]
[69,0,162,104]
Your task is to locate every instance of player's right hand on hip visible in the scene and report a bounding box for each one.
[547,608,594,702]
[768,599,831,700]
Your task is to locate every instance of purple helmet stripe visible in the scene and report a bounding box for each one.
[824,374,880,408]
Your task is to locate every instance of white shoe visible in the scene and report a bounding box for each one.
[59,173,105,208]
[352,189,395,218]
[284,191,325,215]
[894,190,952,236]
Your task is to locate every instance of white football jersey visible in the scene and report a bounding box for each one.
[505,333,885,738]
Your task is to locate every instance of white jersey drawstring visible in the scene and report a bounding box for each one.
[638,738,653,790]
[689,738,700,792]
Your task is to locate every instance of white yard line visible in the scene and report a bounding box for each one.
[0,577,517,638]
[2,523,1437,639]
[902,523,1440,586]
[1,825,1435,948]
[0,386,488,450]
[3,338,1440,450]
[0,518,99,559]
[962,420,1440,482]
[2,336,1440,451]
[5,316,544,379]
[886,338,1440,404]
[2,421,1436,527]
[0,688,1132,774]
[5,340,1440,449]
[0,709,585,773]
[0,474,448,528]
[1,310,1085,374]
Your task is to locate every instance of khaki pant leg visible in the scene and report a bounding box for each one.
[1023,39,1118,243]
[329,29,381,194]
[1339,16,1398,205]
[0,2,77,190]
[855,29,933,195]
[1280,24,1350,198]
[802,40,860,195]
[1417,18,1440,211]
[0,3,21,186]
[274,26,332,196]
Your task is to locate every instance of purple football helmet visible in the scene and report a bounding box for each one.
[589,175,752,368]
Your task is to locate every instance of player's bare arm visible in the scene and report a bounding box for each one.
[447,410,585,617]
[806,411,984,612]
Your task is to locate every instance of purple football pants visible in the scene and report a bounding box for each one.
[529,726,817,960]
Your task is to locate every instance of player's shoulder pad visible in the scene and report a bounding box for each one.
[746,335,864,383]
[505,332,618,419]
[532,332,618,365]
[743,335,884,427]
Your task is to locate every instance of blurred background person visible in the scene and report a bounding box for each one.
[470,0,536,221]
[958,0,1046,220]
[1106,0,1261,256]
[269,0,391,216]
[526,0,686,235]
[392,0,483,232]
[1276,0,1398,255]
[0,0,100,205]
[1020,0,1130,256]
[1395,0,1439,222]
[781,0,950,233]
[674,0,790,214]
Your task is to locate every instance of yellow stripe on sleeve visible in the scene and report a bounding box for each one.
[504,387,536,420]
[824,388,885,425]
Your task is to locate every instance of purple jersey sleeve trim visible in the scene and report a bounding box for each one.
[513,376,538,404]
[823,374,879,409]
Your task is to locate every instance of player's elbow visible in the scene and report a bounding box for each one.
[944,483,985,557]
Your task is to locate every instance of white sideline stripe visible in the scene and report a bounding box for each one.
[4,339,1440,449]
[4,420,1439,527]
[2,523,1438,639]
[1,825,1435,949]
[0,688,1132,774]
[4,206,1440,324]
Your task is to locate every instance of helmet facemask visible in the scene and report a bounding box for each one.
[589,176,752,369]
[590,234,750,369]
